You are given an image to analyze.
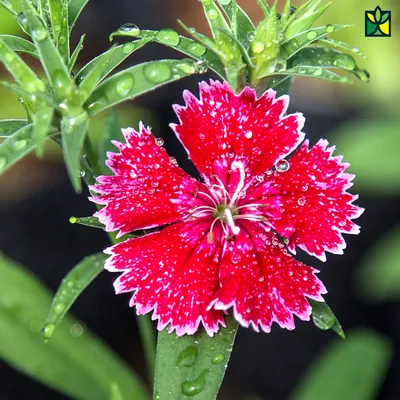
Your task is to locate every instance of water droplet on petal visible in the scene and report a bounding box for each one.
[256,174,264,182]
[231,254,241,264]
[297,197,306,206]
[275,159,290,172]
[244,131,253,139]
[155,137,164,146]
[169,157,178,166]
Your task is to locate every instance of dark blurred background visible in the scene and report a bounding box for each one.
[1,1,399,399]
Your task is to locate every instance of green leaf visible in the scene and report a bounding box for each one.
[285,1,332,40]
[0,124,35,175]
[21,0,74,101]
[154,317,237,400]
[0,37,46,94]
[0,34,38,58]
[69,34,86,72]
[98,109,123,174]
[217,0,255,44]
[292,330,392,400]
[34,105,54,157]
[61,111,89,192]
[110,383,125,400]
[110,28,225,78]
[57,2,70,64]
[0,253,148,400]
[44,253,107,338]
[256,0,269,16]
[85,59,202,116]
[309,299,344,338]
[271,65,352,84]
[283,24,352,59]
[317,38,366,59]
[0,119,28,137]
[69,215,105,229]
[48,0,64,43]
[68,0,90,31]
[76,39,149,97]
[0,0,16,16]
[356,227,400,302]
[289,47,368,81]
[333,117,400,195]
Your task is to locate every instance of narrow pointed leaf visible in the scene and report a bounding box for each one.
[285,2,332,39]
[271,66,353,84]
[48,0,63,43]
[201,0,231,39]
[110,383,125,400]
[154,317,237,400]
[21,0,74,101]
[292,330,392,400]
[61,111,89,192]
[0,35,38,58]
[318,38,366,59]
[280,0,292,27]
[256,0,269,16]
[69,216,105,229]
[85,59,202,116]
[285,0,314,29]
[0,119,28,137]
[0,38,46,94]
[283,24,352,59]
[57,2,70,64]
[34,105,54,157]
[98,109,123,173]
[69,34,86,72]
[218,0,255,43]
[0,0,16,16]
[68,0,90,31]
[44,253,107,337]
[0,253,148,400]
[0,124,35,175]
[76,39,149,96]
[309,299,345,338]
[110,28,225,78]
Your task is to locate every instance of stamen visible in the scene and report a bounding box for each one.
[224,208,240,235]
[197,191,218,207]
[213,175,232,202]
[236,203,268,210]
[230,161,246,206]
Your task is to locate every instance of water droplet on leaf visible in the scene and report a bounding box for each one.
[119,23,141,37]
[156,29,180,46]
[306,30,317,40]
[32,27,48,42]
[116,74,134,96]
[326,24,335,33]
[212,353,225,365]
[122,42,135,54]
[207,8,218,20]
[187,42,206,57]
[181,370,207,396]
[143,62,172,83]
[176,346,198,368]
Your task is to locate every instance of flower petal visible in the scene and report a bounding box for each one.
[253,139,363,261]
[171,80,305,183]
[90,124,199,237]
[211,222,326,332]
[105,220,226,336]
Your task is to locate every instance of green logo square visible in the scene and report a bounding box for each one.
[365,6,391,37]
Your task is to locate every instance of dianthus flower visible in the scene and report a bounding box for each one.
[91,80,363,336]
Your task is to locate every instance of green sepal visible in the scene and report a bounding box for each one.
[154,316,238,400]
[85,59,202,116]
[43,252,107,339]
[309,299,345,339]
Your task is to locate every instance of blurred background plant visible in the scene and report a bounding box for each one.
[0,0,399,399]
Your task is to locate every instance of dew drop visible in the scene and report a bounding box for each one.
[78,169,85,177]
[54,303,65,314]
[116,74,134,96]
[196,61,208,74]
[12,139,28,150]
[306,30,318,41]
[43,323,55,338]
[326,24,335,33]
[187,42,206,57]
[252,41,265,54]
[155,137,164,146]
[176,346,198,368]
[32,27,48,42]
[228,151,234,159]
[302,184,308,192]
[256,174,264,182]
[70,323,84,337]
[181,370,207,396]
[156,29,180,46]
[58,35,66,45]
[207,8,218,20]
[335,54,356,70]
[119,23,141,37]
[175,60,197,74]
[275,159,290,172]
[247,32,255,42]
[297,197,306,206]
[212,353,225,365]
[244,131,253,139]
[231,254,241,264]
[122,42,135,54]
[143,62,172,84]
[169,156,178,166]
[313,67,323,76]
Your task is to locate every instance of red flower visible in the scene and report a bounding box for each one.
[91,81,363,336]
